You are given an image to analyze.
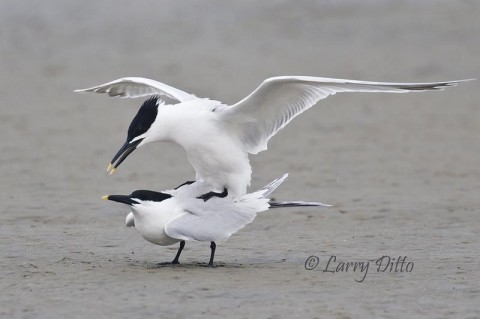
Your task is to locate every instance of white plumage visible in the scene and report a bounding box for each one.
[104,174,331,265]
[77,76,472,197]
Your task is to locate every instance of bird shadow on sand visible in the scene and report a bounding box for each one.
[135,260,248,269]
[129,257,290,269]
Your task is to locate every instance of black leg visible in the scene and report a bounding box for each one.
[172,240,185,264]
[175,181,195,190]
[208,241,216,267]
[197,188,228,202]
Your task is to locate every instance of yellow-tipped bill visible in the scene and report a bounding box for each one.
[107,163,116,175]
[102,195,109,200]
[108,139,143,175]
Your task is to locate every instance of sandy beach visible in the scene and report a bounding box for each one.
[0,1,479,318]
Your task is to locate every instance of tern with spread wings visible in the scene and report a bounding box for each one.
[76,76,472,197]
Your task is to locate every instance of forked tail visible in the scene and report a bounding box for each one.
[249,173,332,208]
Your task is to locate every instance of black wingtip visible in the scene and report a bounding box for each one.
[269,201,333,208]
[403,79,475,91]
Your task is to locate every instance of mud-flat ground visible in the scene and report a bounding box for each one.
[0,1,479,318]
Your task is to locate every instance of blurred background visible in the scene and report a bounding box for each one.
[0,1,478,318]
[1,0,477,209]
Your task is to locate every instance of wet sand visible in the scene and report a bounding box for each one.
[0,1,479,318]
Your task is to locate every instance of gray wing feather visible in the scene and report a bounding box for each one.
[164,202,258,242]
[74,77,197,103]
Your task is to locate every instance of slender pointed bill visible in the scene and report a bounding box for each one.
[103,195,139,205]
[108,139,143,174]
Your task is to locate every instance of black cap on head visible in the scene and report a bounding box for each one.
[108,96,160,172]
[130,190,172,202]
[103,190,172,206]
[127,96,159,142]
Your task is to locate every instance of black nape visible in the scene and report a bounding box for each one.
[130,190,172,202]
[197,188,228,202]
[127,96,159,141]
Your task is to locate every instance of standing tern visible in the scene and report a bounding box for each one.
[76,76,472,197]
[102,174,331,266]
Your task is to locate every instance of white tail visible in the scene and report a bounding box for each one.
[255,173,289,199]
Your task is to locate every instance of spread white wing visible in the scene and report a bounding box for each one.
[74,77,197,103]
[220,76,473,154]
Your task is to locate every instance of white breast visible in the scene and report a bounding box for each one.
[131,199,183,246]
[158,100,252,197]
